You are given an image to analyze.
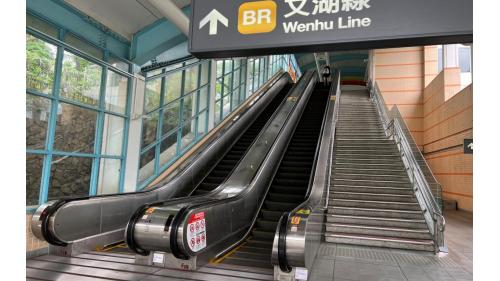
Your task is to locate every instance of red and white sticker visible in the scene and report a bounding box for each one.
[186,212,206,252]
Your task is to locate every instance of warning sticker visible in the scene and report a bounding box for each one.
[291,216,301,225]
[186,212,207,252]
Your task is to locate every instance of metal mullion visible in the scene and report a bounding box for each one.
[38,28,65,205]
[195,63,202,139]
[27,27,133,78]
[119,65,134,193]
[230,59,235,110]
[155,73,167,178]
[89,65,107,196]
[51,151,98,158]
[146,60,204,81]
[177,68,186,158]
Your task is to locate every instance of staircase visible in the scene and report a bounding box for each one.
[324,87,435,252]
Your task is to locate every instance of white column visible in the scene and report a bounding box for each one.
[444,44,460,68]
[208,60,217,130]
[123,74,146,192]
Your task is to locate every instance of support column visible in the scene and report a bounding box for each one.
[123,74,146,192]
[444,44,459,68]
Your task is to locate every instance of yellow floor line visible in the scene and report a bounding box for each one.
[210,241,249,264]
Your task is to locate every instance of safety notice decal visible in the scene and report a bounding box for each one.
[187,212,207,252]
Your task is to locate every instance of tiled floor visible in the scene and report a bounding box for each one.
[309,210,473,281]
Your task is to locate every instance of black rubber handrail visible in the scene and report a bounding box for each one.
[278,213,292,273]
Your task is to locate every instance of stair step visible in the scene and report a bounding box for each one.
[334,162,405,170]
[326,214,428,229]
[332,185,413,195]
[326,223,432,239]
[333,167,407,176]
[330,199,421,210]
[332,173,409,181]
[331,191,416,203]
[328,206,423,219]
[324,233,435,252]
[334,158,404,164]
[332,178,411,188]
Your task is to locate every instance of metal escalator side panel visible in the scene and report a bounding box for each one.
[31,72,292,245]
[174,71,318,259]
[273,71,342,269]
[128,71,317,257]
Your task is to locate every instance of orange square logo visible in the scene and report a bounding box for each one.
[238,1,277,35]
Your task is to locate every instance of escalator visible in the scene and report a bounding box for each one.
[32,74,293,248]
[220,84,330,268]
[193,84,292,196]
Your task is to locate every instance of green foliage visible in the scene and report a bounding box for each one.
[26,34,56,94]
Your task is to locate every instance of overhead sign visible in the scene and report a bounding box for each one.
[189,0,473,58]
[464,139,473,154]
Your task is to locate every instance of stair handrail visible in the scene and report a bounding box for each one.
[368,80,446,253]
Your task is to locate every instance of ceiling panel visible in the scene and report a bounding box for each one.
[64,0,191,40]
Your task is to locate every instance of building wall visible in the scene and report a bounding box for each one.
[373,47,426,147]
[374,46,473,212]
[423,69,473,211]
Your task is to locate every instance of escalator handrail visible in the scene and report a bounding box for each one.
[209,74,317,260]
[34,71,289,245]
[157,71,317,258]
[275,70,341,270]
[127,72,315,256]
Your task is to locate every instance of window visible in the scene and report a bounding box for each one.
[214,58,247,124]
[459,46,472,73]
[26,27,131,208]
[138,60,211,186]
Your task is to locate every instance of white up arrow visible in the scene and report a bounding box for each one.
[199,9,229,36]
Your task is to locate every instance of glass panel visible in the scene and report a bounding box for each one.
[105,70,128,114]
[145,78,161,112]
[216,60,224,78]
[200,62,209,86]
[198,87,209,112]
[102,114,124,156]
[224,60,233,74]
[164,71,182,103]
[27,14,59,38]
[223,74,232,95]
[61,51,102,107]
[159,133,178,167]
[65,33,103,60]
[214,101,222,125]
[26,153,44,206]
[146,68,163,78]
[26,95,51,150]
[97,158,121,195]
[197,111,208,138]
[54,103,97,153]
[234,59,241,69]
[162,101,180,135]
[222,95,230,117]
[233,69,241,88]
[138,147,155,183]
[181,118,196,150]
[182,94,195,121]
[184,65,199,94]
[216,78,223,100]
[48,156,93,200]
[108,56,129,72]
[459,47,471,73]
[231,90,240,111]
[26,34,57,95]
[141,112,158,149]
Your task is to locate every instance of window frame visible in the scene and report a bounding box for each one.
[26,24,133,210]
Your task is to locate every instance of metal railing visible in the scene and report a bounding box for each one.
[368,80,446,252]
